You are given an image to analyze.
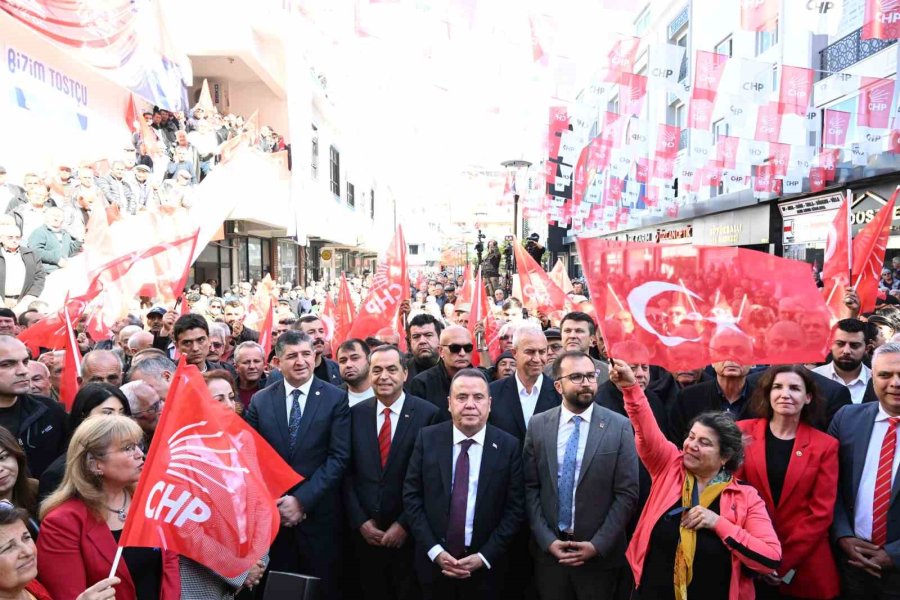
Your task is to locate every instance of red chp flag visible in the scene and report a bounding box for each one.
[863,0,900,40]
[347,227,407,342]
[124,95,139,133]
[332,274,356,350]
[577,239,832,372]
[60,304,82,410]
[740,0,778,32]
[456,264,475,307]
[549,258,574,294]
[119,359,302,578]
[824,110,852,146]
[852,188,899,313]
[822,194,853,319]
[467,268,501,364]
[513,239,572,321]
[257,303,275,359]
[778,65,813,116]
[858,77,895,128]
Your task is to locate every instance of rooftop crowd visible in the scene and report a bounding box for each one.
[0,238,888,600]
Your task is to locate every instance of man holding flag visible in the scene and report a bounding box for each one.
[245,330,350,599]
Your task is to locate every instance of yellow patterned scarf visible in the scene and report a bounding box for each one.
[673,470,732,600]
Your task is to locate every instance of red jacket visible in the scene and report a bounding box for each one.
[36,498,180,600]
[622,385,782,600]
[735,419,840,599]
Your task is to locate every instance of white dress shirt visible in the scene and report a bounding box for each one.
[516,373,543,430]
[557,403,593,533]
[284,378,314,423]
[376,394,405,442]
[812,362,871,404]
[348,386,374,407]
[427,425,491,569]
[1,249,25,298]
[854,404,900,540]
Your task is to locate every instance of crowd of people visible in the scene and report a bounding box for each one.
[0,251,891,600]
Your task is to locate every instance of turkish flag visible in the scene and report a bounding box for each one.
[852,188,898,313]
[467,268,501,365]
[822,194,852,319]
[119,359,302,578]
[577,239,831,370]
[824,110,852,146]
[741,0,778,32]
[513,239,572,321]
[347,227,407,342]
[862,0,900,40]
[549,258,575,294]
[257,303,274,359]
[332,274,356,350]
[778,65,814,116]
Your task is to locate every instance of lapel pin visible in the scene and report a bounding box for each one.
[315,391,320,396]
[598,422,605,428]
[404,414,410,418]
[492,442,498,449]
[795,450,802,457]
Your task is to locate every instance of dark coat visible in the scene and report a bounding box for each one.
[487,375,561,443]
[9,394,66,478]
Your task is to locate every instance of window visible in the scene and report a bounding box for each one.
[608,95,619,114]
[675,32,688,82]
[311,125,318,180]
[347,182,355,208]
[370,188,375,220]
[329,146,340,197]
[715,36,732,58]
[713,119,730,142]
[755,19,778,56]
[634,6,651,37]
[409,244,419,255]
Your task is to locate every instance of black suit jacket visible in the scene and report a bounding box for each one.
[667,379,748,444]
[403,422,525,582]
[344,395,439,532]
[595,381,668,438]
[747,367,852,429]
[409,361,455,422]
[647,367,712,408]
[487,375,561,443]
[245,376,350,536]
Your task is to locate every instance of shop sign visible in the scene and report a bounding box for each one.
[693,204,770,246]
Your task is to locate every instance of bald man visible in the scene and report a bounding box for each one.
[78,349,123,387]
[127,330,154,355]
[0,337,66,476]
[410,325,481,421]
[120,380,163,444]
[27,361,52,397]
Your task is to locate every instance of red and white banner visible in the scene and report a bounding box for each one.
[467,268,501,365]
[754,102,783,143]
[740,0,778,32]
[778,65,814,116]
[822,194,852,319]
[347,227,407,342]
[824,110,852,146]
[119,359,302,577]
[332,274,356,350]
[862,0,900,40]
[656,124,681,159]
[852,188,898,312]
[577,239,831,371]
[692,50,730,102]
[549,258,574,294]
[257,304,274,359]
[858,77,895,128]
[513,239,572,321]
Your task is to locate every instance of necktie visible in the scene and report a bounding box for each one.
[378,407,392,467]
[872,416,900,546]
[557,415,583,532]
[288,389,302,453]
[446,439,475,558]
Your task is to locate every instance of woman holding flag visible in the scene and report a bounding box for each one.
[36,416,180,600]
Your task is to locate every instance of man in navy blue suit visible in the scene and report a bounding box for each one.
[245,330,350,599]
[344,345,439,600]
[403,368,524,600]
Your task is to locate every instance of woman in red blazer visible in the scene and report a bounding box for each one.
[736,365,839,599]
[36,415,180,600]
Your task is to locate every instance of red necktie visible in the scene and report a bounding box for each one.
[872,416,900,546]
[378,407,392,467]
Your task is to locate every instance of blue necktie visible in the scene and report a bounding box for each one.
[557,415,582,532]
[288,389,302,452]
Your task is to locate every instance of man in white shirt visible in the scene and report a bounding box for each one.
[813,319,872,404]
[403,368,524,599]
[337,339,374,407]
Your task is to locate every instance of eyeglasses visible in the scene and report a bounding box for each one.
[132,401,163,417]
[210,342,225,349]
[442,343,473,354]
[99,442,145,457]
[556,371,601,384]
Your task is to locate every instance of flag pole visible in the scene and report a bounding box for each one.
[678,278,699,313]
[606,283,626,312]
[109,546,123,579]
[846,189,853,286]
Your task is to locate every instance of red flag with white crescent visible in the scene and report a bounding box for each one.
[852,188,898,313]
[347,227,407,342]
[823,194,853,319]
[577,239,831,371]
[119,359,302,578]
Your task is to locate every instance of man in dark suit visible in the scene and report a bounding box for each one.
[410,325,478,421]
[829,342,900,598]
[245,330,350,600]
[489,324,560,443]
[524,351,638,600]
[403,368,525,599]
[296,314,342,385]
[667,328,754,444]
[344,345,439,600]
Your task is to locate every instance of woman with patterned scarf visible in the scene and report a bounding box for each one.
[609,359,782,600]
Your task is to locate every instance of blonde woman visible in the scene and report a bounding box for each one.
[37,416,180,600]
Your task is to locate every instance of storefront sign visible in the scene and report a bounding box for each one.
[603,223,693,244]
[693,204,770,246]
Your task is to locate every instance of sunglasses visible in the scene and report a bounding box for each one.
[442,343,473,354]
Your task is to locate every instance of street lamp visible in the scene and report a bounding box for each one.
[501,159,532,239]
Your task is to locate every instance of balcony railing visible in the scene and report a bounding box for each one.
[819,27,896,81]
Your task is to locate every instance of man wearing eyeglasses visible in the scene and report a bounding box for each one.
[120,380,163,445]
[410,326,484,422]
[523,351,638,600]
